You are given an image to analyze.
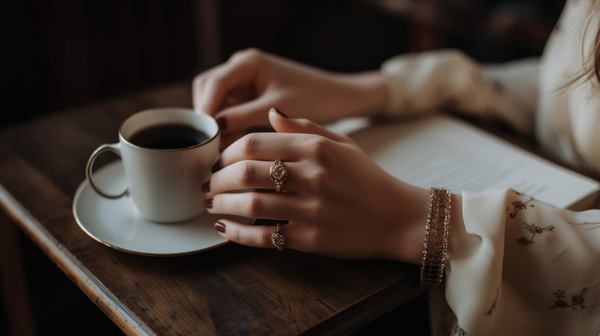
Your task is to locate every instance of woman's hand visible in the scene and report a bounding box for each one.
[193,49,387,148]
[203,109,432,263]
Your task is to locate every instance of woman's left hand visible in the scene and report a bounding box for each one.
[204,109,431,263]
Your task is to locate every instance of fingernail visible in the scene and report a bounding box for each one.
[215,221,226,233]
[204,198,213,209]
[211,161,221,173]
[270,108,288,119]
[201,181,211,193]
[217,117,227,131]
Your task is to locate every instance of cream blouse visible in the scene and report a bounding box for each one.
[380,0,600,335]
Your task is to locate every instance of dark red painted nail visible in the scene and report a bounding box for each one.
[216,117,227,131]
[201,181,211,193]
[215,221,226,233]
[204,198,213,209]
[271,108,288,118]
[211,161,221,173]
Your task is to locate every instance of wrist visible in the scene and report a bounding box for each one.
[389,185,463,265]
[393,185,430,264]
[335,71,388,118]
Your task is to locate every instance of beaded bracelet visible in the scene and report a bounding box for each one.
[420,188,451,287]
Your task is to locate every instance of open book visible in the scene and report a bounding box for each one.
[328,114,600,210]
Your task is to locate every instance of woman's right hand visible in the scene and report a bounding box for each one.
[193,49,387,147]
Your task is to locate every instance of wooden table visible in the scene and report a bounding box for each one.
[0,83,426,335]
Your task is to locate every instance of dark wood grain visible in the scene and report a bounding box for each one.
[0,211,36,336]
[0,83,424,335]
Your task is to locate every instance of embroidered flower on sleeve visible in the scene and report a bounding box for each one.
[550,288,590,310]
[516,222,554,246]
[549,289,569,309]
[508,198,535,219]
[570,288,588,309]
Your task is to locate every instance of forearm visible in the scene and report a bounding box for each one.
[332,71,388,118]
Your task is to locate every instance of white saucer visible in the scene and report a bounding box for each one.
[73,160,251,256]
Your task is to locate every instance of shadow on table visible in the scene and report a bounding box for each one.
[350,291,431,335]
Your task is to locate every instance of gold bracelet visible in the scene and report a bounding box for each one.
[420,188,451,287]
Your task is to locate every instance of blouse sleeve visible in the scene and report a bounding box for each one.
[441,189,600,335]
[380,50,539,136]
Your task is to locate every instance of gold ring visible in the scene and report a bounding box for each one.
[271,223,286,251]
[270,159,287,193]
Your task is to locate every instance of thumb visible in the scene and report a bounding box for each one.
[268,108,353,144]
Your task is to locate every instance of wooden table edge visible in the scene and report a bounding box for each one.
[0,184,154,336]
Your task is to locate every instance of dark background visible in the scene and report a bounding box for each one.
[2,0,565,129]
[1,0,565,335]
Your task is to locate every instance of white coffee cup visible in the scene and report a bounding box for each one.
[86,108,220,222]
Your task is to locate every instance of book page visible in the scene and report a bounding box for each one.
[332,115,599,209]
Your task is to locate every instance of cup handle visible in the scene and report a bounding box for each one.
[86,143,128,199]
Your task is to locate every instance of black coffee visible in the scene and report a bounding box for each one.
[129,124,210,149]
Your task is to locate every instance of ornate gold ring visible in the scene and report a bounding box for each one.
[270,159,287,193]
[271,223,286,251]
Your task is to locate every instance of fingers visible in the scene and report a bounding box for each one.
[193,65,231,115]
[219,130,246,151]
[268,108,354,144]
[193,49,279,135]
[218,110,353,167]
[208,160,304,195]
[215,219,276,249]
[193,54,258,116]
[207,192,307,221]
[214,219,309,251]
[218,132,319,166]
[212,95,274,134]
